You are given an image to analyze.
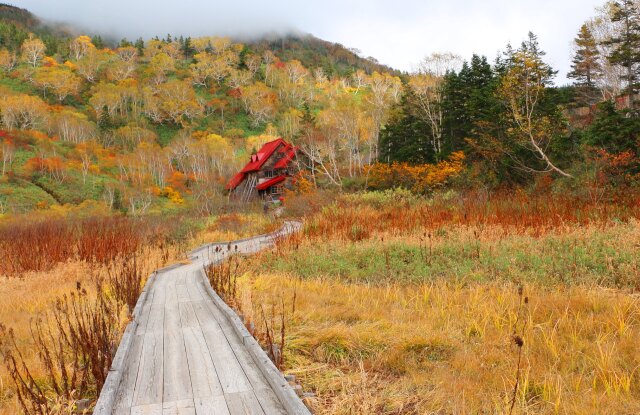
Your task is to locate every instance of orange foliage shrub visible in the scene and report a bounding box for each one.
[366,152,465,193]
[167,170,188,192]
[290,170,316,194]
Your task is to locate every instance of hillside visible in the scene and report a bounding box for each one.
[247,34,402,78]
[0,3,638,218]
[0,5,405,215]
[0,3,38,27]
[0,3,73,54]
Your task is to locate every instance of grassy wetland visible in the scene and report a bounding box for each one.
[228,190,640,414]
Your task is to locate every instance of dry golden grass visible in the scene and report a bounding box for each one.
[0,262,93,415]
[2,191,638,414]
[0,245,181,414]
[0,210,278,414]
[243,274,640,414]
[235,192,640,414]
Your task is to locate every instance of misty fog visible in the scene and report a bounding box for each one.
[13,0,605,81]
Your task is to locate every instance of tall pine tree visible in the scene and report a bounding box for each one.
[569,24,602,88]
[441,54,500,156]
[379,86,435,164]
[606,0,640,104]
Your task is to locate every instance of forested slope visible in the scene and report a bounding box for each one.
[0,1,639,217]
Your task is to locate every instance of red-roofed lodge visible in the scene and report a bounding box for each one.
[226,138,306,202]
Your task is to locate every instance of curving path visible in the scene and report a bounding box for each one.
[95,222,309,415]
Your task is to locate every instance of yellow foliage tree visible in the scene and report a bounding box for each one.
[0,48,17,72]
[20,35,45,67]
[0,94,49,130]
[69,36,95,61]
[147,52,175,85]
[366,152,466,193]
[157,80,203,126]
[33,66,83,102]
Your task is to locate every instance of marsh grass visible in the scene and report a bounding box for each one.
[0,215,188,414]
[240,273,640,414]
[236,191,640,414]
[0,215,190,278]
[0,282,124,415]
[259,223,640,288]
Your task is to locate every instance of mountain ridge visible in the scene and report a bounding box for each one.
[0,3,400,77]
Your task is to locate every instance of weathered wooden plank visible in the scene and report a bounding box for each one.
[135,292,155,335]
[186,271,205,301]
[131,403,163,415]
[163,328,192,402]
[145,302,165,334]
[112,406,131,415]
[177,283,190,303]
[225,391,265,415]
[243,339,306,415]
[179,302,199,328]
[94,367,121,415]
[133,331,164,407]
[164,279,182,332]
[183,326,224,399]
[152,276,167,304]
[191,301,223,330]
[112,333,145,412]
[194,396,231,415]
[201,328,252,394]
[198,259,309,415]
[210,314,287,414]
[177,272,187,285]
[252,388,288,415]
[223,334,271,392]
[162,399,196,415]
[194,266,288,413]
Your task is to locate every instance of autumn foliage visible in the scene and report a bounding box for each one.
[0,215,180,277]
[365,151,465,193]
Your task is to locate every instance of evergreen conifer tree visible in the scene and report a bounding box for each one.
[569,24,602,88]
[606,0,640,103]
[379,86,434,164]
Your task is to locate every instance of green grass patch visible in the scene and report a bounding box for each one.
[259,225,639,288]
[0,177,58,212]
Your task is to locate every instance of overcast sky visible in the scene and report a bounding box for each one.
[15,0,604,84]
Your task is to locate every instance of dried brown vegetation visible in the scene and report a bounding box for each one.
[0,214,189,414]
[203,249,241,306]
[0,283,123,415]
[305,190,640,241]
[237,190,640,414]
[0,215,186,277]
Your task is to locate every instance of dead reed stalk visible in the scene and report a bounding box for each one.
[509,284,529,414]
[0,282,123,415]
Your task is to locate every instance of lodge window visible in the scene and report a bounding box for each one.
[271,185,284,195]
[264,170,275,178]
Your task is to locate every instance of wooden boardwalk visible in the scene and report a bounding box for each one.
[96,223,309,415]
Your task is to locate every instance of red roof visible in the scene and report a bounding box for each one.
[274,146,299,169]
[226,138,299,191]
[240,138,286,173]
[226,172,246,190]
[256,175,286,191]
